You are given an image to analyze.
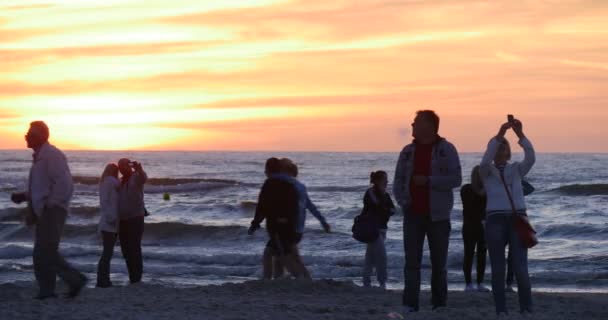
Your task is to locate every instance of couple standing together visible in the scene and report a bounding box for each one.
[394,110,535,316]
[10,121,148,299]
[97,158,148,288]
[248,157,331,279]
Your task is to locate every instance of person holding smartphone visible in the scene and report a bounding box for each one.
[479,116,536,315]
[117,158,148,284]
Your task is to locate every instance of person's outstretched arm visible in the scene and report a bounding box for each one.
[249,182,268,234]
[512,119,536,177]
[480,123,511,175]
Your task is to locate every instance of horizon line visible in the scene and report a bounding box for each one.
[1,148,607,154]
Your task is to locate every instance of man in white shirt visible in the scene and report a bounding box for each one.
[11,121,87,300]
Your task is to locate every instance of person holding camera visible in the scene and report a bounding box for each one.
[11,121,87,299]
[117,158,148,284]
[479,116,535,316]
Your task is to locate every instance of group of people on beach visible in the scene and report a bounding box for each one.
[10,109,536,317]
[10,121,148,298]
[246,110,536,316]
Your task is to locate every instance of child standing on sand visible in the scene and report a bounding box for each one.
[361,171,396,289]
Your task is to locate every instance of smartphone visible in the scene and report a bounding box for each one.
[507,114,514,123]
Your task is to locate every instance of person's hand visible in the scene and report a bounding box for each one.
[321,222,331,233]
[247,223,259,235]
[497,122,511,138]
[133,161,143,172]
[511,119,525,139]
[412,175,428,187]
[11,192,28,204]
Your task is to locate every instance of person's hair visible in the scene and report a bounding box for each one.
[370,171,388,185]
[278,158,298,177]
[496,137,512,161]
[29,121,50,141]
[470,165,485,196]
[416,110,440,133]
[101,163,119,181]
[265,157,281,175]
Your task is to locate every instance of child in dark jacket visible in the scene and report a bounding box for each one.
[362,171,396,289]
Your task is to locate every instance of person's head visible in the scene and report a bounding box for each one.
[370,171,388,191]
[101,163,119,181]
[25,121,50,150]
[264,157,281,177]
[470,165,485,196]
[494,137,511,165]
[118,158,133,177]
[279,158,298,178]
[411,110,440,143]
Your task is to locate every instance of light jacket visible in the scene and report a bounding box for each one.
[28,142,74,216]
[393,137,462,222]
[479,137,535,216]
[98,176,120,233]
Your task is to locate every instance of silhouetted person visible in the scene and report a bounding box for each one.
[248,158,303,279]
[393,110,462,312]
[362,171,395,289]
[11,121,87,299]
[117,158,147,284]
[96,163,120,288]
[460,166,490,292]
[480,118,535,315]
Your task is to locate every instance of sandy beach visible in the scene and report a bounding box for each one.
[1,279,606,320]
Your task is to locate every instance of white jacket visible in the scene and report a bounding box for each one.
[28,142,74,216]
[479,137,535,216]
[98,176,120,233]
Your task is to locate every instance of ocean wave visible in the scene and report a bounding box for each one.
[73,176,241,186]
[307,186,367,193]
[550,184,608,196]
[539,223,608,239]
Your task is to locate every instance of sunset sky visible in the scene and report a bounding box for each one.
[1,0,607,152]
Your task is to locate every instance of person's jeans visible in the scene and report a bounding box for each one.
[402,214,451,310]
[462,223,487,284]
[33,206,85,296]
[363,229,387,286]
[119,216,144,283]
[486,214,533,314]
[96,231,117,286]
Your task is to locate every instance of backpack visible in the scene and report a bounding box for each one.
[352,213,379,243]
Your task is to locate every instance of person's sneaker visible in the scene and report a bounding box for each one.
[403,306,417,313]
[505,285,515,293]
[432,304,447,312]
[65,274,88,298]
[379,283,387,290]
[95,282,113,288]
[465,283,476,292]
[34,293,57,300]
[477,284,491,292]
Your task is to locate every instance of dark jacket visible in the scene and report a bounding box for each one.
[460,184,486,227]
[362,187,396,229]
[251,177,299,234]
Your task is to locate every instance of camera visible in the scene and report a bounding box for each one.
[507,114,515,123]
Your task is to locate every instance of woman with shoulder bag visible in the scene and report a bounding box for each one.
[479,117,536,316]
[359,171,395,290]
